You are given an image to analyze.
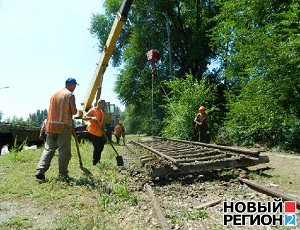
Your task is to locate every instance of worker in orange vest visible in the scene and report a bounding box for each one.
[82,99,106,165]
[194,106,211,143]
[114,121,125,145]
[35,78,78,181]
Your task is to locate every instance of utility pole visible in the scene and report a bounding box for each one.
[160,12,173,76]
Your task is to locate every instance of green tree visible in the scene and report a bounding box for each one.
[90,0,219,136]
[27,109,48,127]
[5,116,27,125]
[121,104,148,135]
[211,0,300,150]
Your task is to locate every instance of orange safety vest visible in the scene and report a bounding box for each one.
[195,113,209,129]
[46,88,73,133]
[86,108,104,137]
[114,124,122,137]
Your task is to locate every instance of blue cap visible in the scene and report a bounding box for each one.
[66,78,79,85]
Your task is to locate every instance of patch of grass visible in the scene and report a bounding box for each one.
[219,169,231,177]
[129,195,139,206]
[248,171,260,179]
[0,216,32,229]
[0,206,8,211]
[212,223,224,230]
[166,191,174,196]
[170,216,182,228]
[5,138,32,163]
[0,137,142,229]
[164,210,171,218]
[183,209,206,220]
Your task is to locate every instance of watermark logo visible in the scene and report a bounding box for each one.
[284,201,297,226]
[223,199,297,227]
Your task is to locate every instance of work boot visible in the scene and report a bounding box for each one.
[58,173,70,182]
[93,160,100,165]
[35,174,45,181]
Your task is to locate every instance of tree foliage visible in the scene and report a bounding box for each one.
[1,110,48,127]
[3,116,27,125]
[89,0,300,151]
[211,0,300,150]
[90,0,219,136]
[28,109,48,127]
[161,74,217,140]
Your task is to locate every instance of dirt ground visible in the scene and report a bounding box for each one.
[247,151,300,198]
[119,147,300,229]
[1,147,299,229]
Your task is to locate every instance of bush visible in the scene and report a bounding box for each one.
[281,117,300,152]
[161,74,217,140]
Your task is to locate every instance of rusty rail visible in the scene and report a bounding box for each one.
[146,184,171,230]
[153,136,260,158]
[131,137,269,177]
[132,140,180,167]
[239,178,300,210]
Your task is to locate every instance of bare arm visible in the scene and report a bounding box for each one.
[82,109,95,121]
[194,114,201,125]
[69,95,77,115]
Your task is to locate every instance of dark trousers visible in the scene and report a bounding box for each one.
[198,127,210,143]
[115,135,120,144]
[90,134,105,164]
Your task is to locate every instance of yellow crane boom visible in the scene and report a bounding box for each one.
[77,0,132,118]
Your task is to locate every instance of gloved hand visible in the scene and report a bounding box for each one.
[91,117,98,123]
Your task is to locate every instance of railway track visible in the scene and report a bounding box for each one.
[131,137,269,177]
[122,137,299,229]
[145,178,300,229]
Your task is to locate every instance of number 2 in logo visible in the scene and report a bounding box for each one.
[285,214,297,226]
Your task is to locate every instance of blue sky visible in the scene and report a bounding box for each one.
[0,0,124,120]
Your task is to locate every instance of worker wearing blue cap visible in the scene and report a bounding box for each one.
[35,78,78,181]
[65,78,79,85]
